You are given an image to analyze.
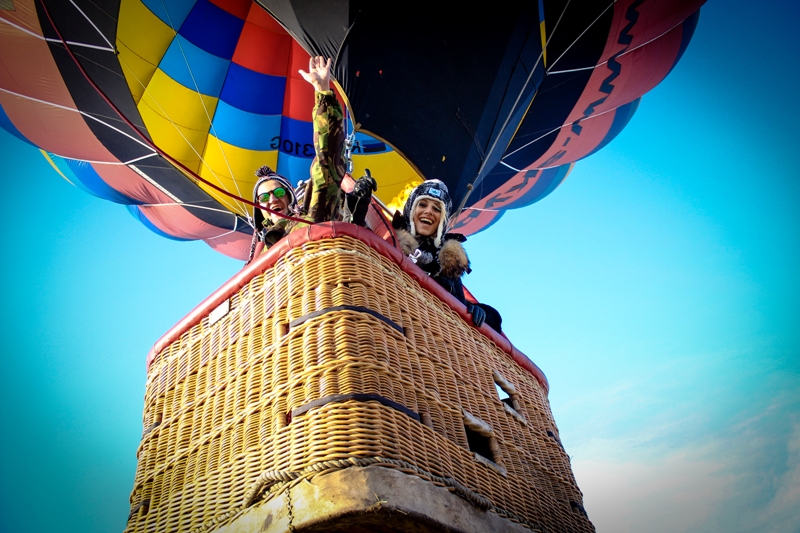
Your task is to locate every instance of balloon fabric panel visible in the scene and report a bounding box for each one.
[0,7,119,163]
[63,160,141,205]
[0,106,33,146]
[117,0,177,104]
[231,6,292,76]
[209,0,252,20]
[179,0,245,59]
[141,0,194,28]
[210,101,281,151]
[218,63,285,115]
[452,164,573,236]
[519,1,701,171]
[127,205,193,241]
[136,69,218,169]
[582,98,641,161]
[281,41,315,120]
[89,163,182,207]
[505,164,576,211]
[134,202,235,240]
[160,35,231,97]
[199,134,277,201]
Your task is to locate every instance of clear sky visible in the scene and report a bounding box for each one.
[1,1,798,532]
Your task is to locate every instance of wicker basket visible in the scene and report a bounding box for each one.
[126,223,593,533]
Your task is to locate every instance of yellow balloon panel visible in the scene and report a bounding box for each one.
[117,40,159,105]
[137,70,217,171]
[137,107,207,173]
[199,137,278,215]
[142,69,217,128]
[116,0,175,103]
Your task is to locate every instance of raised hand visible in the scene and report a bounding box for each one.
[299,56,332,93]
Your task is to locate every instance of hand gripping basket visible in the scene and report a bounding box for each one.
[126,223,594,533]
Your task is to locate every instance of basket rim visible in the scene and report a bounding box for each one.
[144,222,549,392]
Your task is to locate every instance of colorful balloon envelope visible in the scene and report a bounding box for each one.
[0,0,704,259]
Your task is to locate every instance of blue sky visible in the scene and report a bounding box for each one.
[1,1,798,532]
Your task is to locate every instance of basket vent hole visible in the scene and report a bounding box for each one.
[465,425,494,462]
[494,373,521,412]
[495,382,511,403]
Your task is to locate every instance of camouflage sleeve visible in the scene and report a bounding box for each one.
[305,90,346,223]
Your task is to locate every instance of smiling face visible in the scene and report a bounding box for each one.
[257,179,291,225]
[412,197,443,238]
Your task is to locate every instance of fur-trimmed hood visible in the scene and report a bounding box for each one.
[395,226,470,279]
[438,237,471,279]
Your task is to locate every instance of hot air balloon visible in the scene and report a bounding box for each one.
[1,2,706,532]
[1,0,702,259]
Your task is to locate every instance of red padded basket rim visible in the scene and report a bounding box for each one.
[145,222,549,393]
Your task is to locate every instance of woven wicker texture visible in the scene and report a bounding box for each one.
[126,236,593,533]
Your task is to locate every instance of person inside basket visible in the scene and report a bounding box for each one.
[247,56,377,263]
[392,179,503,332]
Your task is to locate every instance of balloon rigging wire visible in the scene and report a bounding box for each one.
[505,0,682,160]
[371,201,397,248]
[502,104,620,161]
[156,0,247,215]
[448,183,474,229]
[204,217,242,241]
[113,54,247,217]
[549,16,693,75]
[0,17,113,51]
[370,192,394,217]
[545,0,615,74]
[473,0,573,182]
[0,86,156,154]
[461,206,500,213]
[332,11,361,70]
[67,0,115,50]
[342,93,395,245]
[123,152,160,165]
[136,202,238,215]
[36,0,312,227]
[477,1,618,178]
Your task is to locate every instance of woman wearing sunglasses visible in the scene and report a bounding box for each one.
[247,56,376,262]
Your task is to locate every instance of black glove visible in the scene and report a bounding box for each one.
[345,172,377,226]
[352,173,377,196]
[467,302,486,328]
